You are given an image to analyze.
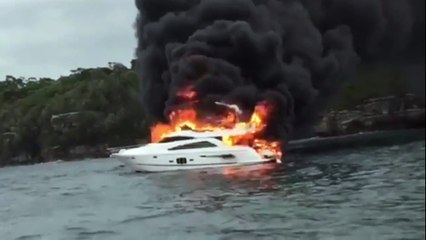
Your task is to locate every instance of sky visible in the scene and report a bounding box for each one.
[0,0,138,80]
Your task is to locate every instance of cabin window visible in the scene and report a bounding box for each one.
[159,136,194,143]
[176,158,187,164]
[169,141,217,150]
[221,154,235,159]
[200,154,235,159]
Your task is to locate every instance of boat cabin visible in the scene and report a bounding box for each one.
[158,130,235,144]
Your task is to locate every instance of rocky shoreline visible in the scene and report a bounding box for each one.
[0,144,110,167]
[315,94,425,136]
[287,128,425,155]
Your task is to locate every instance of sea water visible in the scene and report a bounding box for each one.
[0,141,424,240]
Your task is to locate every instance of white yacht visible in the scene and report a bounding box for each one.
[110,129,279,172]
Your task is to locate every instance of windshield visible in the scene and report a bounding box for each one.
[158,136,194,143]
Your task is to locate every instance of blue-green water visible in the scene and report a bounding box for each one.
[0,141,425,240]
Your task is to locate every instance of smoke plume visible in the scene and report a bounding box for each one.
[134,0,424,141]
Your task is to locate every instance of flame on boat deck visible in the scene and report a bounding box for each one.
[150,87,284,160]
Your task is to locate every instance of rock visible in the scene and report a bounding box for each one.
[316,94,425,137]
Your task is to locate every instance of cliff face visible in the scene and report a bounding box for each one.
[316,94,425,137]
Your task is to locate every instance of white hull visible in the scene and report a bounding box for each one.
[118,157,275,172]
[110,130,279,173]
[113,147,276,172]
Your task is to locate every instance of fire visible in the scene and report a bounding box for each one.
[150,92,283,161]
[176,86,197,101]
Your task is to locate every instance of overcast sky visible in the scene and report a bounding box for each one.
[0,0,138,80]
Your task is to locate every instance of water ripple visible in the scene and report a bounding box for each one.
[15,235,43,240]
[77,230,118,239]
[119,211,177,224]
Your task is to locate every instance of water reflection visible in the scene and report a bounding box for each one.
[146,154,365,202]
[222,163,282,192]
[144,155,362,216]
[285,154,363,183]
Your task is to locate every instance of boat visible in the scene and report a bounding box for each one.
[110,129,279,172]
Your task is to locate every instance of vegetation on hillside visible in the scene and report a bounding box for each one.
[0,63,416,166]
[0,63,148,165]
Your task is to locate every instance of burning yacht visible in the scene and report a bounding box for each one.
[111,129,279,172]
[111,100,283,172]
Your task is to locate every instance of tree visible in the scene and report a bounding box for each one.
[0,64,149,165]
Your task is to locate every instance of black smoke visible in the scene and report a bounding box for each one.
[134,0,424,142]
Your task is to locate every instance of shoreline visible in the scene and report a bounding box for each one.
[287,128,425,154]
[1,128,424,169]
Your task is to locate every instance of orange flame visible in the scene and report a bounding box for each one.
[150,90,283,161]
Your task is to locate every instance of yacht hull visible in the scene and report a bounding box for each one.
[118,157,274,172]
[112,148,276,172]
